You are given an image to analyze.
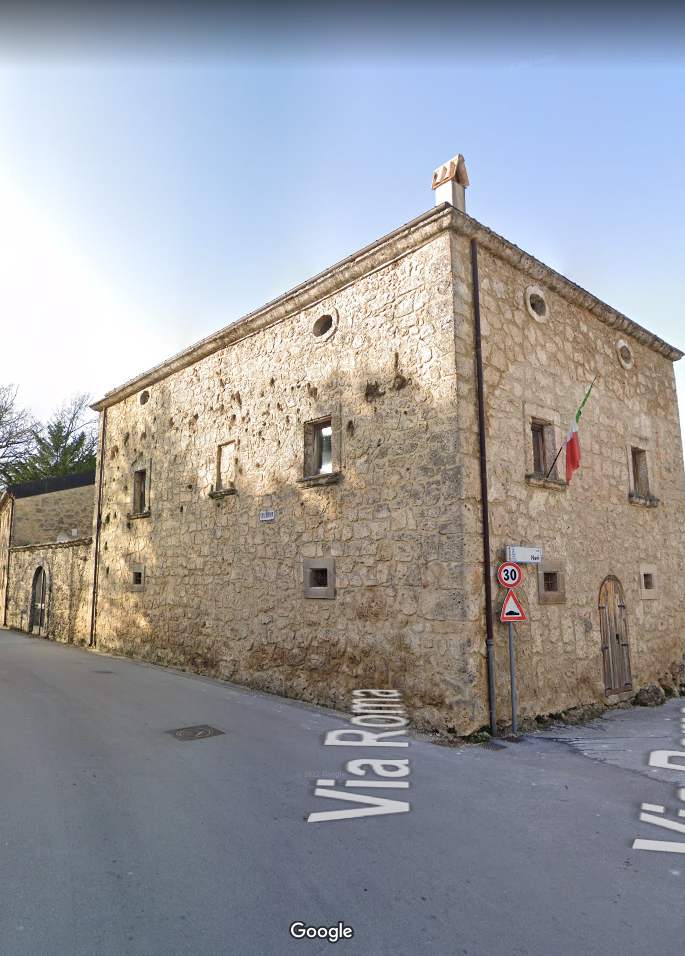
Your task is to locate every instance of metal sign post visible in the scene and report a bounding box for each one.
[507,623,518,736]
[497,560,527,738]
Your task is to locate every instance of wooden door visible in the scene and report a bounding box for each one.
[30,566,48,636]
[599,576,632,694]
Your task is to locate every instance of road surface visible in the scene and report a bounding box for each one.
[0,628,682,955]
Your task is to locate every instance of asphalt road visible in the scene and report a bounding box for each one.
[0,628,683,956]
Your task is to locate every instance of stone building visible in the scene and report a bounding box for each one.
[0,472,94,642]
[3,157,684,734]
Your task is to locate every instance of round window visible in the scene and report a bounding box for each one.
[310,309,338,341]
[525,286,548,322]
[616,339,635,370]
[313,314,333,337]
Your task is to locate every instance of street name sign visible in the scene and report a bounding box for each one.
[500,590,527,623]
[497,562,523,588]
[505,545,542,565]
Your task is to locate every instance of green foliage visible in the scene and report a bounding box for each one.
[4,394,97,484]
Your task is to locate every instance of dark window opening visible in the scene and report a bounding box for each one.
[531,421,556,478]
[543,571,559,593]
[642,572,654,590]
[529,293,546,317]
[132,570,143,586]
[532,422,545,475]
[133,469,147,513]
[313,314,333,337]
[310,568,328,588]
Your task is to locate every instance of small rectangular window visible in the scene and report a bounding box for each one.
[133,469,147,514]
[304,418,334,478]
[310,567,328,588]
[537,561,566,605]
[216,441,235,490]
[640,564,657,599]
[631,447,650,497]
[132,570,143,586]
[531,420,557,478]
[303,558,335,599]
[131,564,145,591]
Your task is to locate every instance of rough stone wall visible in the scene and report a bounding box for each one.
[12,485,95,546]
[6,540,93,643]
[462,234,685,723]
[93,233,487,732]
[0,496,12,621]
[87,214,684,734]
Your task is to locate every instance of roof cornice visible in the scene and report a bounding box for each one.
[453,210,683,363]
[93,205,682,411]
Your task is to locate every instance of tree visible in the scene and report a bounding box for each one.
[4,394,98,484]
[0,385,37,487]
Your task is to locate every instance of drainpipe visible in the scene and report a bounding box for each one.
[89,407,107,647]
[2,494,14,627]
[470,238,497,736]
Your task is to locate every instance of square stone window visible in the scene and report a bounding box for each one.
[303,557,336,599]
[131,564,145,591]
[640,564,658,600]
[537,560,566,605]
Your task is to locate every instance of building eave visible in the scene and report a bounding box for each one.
[92,205,683,411]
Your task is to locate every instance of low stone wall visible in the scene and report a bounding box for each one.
[6,539,93,644]
[12,485,95,547]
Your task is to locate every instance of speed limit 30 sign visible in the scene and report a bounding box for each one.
[497,562,523,588]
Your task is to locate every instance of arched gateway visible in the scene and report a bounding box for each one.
[29,565,49,637]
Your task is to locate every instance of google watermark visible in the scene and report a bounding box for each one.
[289,922,353,943]
[306,689,411,823]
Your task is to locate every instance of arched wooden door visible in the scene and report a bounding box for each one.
[599,576,632,694]
[30,566,48,636]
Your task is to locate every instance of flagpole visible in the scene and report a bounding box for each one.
[544,444,564,481]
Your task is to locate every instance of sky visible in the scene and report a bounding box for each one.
[0,4,684,437]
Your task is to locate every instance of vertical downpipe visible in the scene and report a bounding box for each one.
[89,407,107,647]
[470,239,497,736]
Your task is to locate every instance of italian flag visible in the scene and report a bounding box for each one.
[565,379,596,483]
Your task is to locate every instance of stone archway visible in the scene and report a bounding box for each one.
[29,565,49,637]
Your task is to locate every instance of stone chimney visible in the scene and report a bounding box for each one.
[432,154,469,212]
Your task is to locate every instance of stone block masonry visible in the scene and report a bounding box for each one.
[6,540,93,644]
[84,203,685,734]
[92,228,486,732]
[12,485,95,547]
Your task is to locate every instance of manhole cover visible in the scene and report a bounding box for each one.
[168,725,225,741]
[481,740,507,751]
[92,670,114,674]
